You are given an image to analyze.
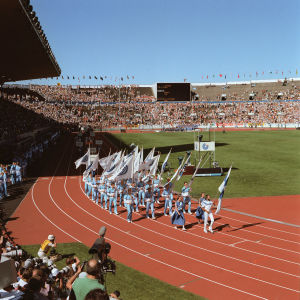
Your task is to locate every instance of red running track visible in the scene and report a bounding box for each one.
[7,140,300,300]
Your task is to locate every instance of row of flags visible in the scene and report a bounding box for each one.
[185,69,299,82]
[74,147,232,213]
[53,75,135,82]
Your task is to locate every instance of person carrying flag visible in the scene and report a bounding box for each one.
[181,181,192,214]
[162,182,173,216]
[124,188,134,223]
[195,193,206,223]
[153,174,160,203]
[201,195,215,233]
[107,181,118,215]
[145,186,156,220]
[98,178,107,208]
[171,195,186,231]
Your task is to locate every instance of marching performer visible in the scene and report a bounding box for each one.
[98,178,107,208]
[171,195,186,230]
[153,174,160,203]
[162,182,173,216]
[181,181,192,214]
[107,181,118,215]
[124,188,134,223]
[195,193,206,223]
[201,194,215,233]
[145,186,156,220]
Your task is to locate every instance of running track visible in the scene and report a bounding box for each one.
[7,136,300,300]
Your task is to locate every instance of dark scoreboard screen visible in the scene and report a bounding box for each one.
[157,83,191,102]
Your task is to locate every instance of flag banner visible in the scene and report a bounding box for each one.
[200,142,215,151]
[177,153,191,181]
[105,151,122,170]
[216,166,232,213]
[218,166,232,193]
[74,149,90,169]
[134,148,141,173]
[83,153,99,177]
[149,155,160,176]
[188,157,203,188]
[216,190,224,214]
[144,147,155,162]
[160,148,171,176]
[140,146,143,163]
[111,154,135,181]
[168,154,187,183]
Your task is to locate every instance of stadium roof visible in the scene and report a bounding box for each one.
[0,0,61,84]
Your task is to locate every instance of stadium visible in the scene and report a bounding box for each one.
[0,1,299,299]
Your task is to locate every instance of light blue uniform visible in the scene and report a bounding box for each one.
[117,182,125,207]
[153,178,160,202]
[98,182,107,207]
[182,186,191,214]
[10,164,16,185]
[15,164,22,183]
[137,181,145,206]
[145,190,155,219]
[107,186,118,215]
[162,186,173,216]
[124,193,134,222]
[91,178,98,201]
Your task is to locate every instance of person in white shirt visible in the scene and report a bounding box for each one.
[201,195,215,233]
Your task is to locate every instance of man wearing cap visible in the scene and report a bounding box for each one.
[37,235,56,259]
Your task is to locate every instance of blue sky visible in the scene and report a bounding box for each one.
[24,0,299,85]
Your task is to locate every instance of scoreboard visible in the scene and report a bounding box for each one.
[157,83,191,102]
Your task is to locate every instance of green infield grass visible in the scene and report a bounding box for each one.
[113,130,300,199]
[22,243,204,300]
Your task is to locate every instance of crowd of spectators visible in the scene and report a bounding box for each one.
[0,224,120,300]
[1,85,299,131]
[31,85,155,104]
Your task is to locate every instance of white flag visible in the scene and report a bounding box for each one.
[169,154,187,183]
[83,153,99,177]
[111,154,135,181]
[102,153,123,178]
[160,149,171,175]
[149,155,160,176]
[74,149,90,169]
[218,166,232,193]
[144,147,155,162]
[216,166,232,214]
[200,142,215,151]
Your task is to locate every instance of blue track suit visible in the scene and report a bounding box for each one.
[107,186,118,215]
[124,194,134,222]
[162,187,173,216]
[98,182,107,207]
[153,179,160,202]
[182,186,191,213]
[145,190,155,219]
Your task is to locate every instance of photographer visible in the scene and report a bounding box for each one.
[66,255,81,274]
[38,234,56,260]
[69,259,105,300]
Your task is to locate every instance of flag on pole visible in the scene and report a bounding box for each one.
[149,155,160,176]
[188,156,203,187]
[177,153,191,181]
[144,147,155,162]
[168,154,187,183]
[160,148,172,176]
[83,154,99,177]
[74,149,90,169]
[216,166,232,214]
[111,154,135,181]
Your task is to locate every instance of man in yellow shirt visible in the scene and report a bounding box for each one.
[37,234,56,259]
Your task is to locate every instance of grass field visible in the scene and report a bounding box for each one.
[22,243,204,300]
[114,130,300,199]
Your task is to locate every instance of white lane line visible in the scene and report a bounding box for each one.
[32,145,268,300]
[229,240,248,247]
[78,177,300,268]
[69,181,300,292]
[219,212,300,237]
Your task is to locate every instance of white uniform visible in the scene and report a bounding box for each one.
[201,199,214,233]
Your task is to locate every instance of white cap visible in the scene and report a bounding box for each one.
[42,257,49,264]
[47,259,53,267]
[24,259,33,269]
[48,235,55,240]
[51,268,59,277]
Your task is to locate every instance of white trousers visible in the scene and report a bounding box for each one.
[204,211,214,229]
[37,249,46,258]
